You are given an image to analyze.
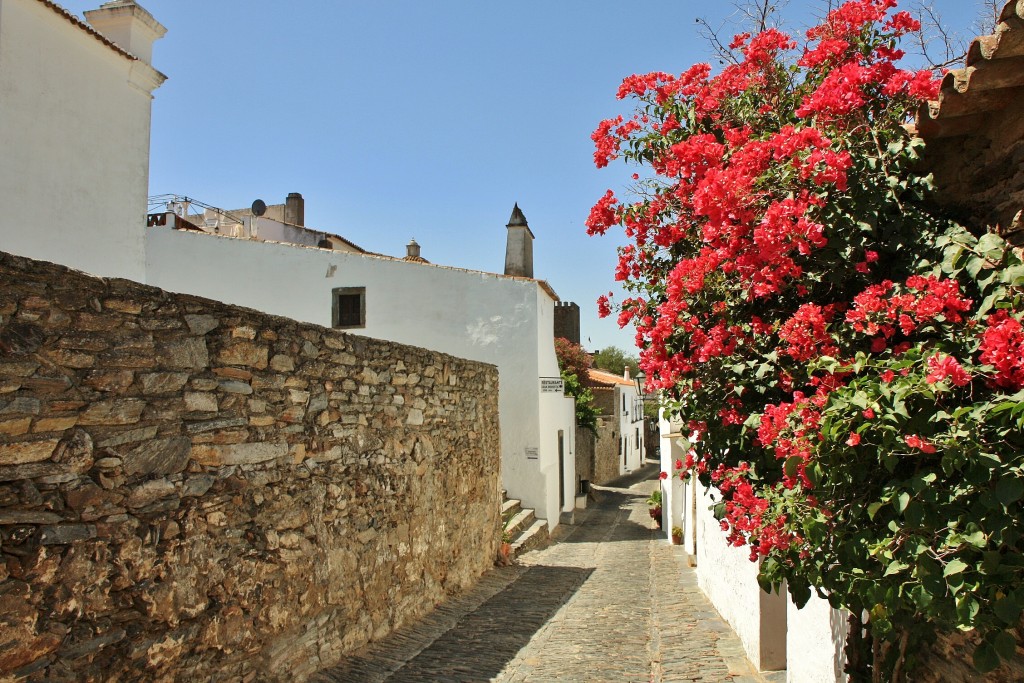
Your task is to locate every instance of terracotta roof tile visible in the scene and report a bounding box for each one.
[915,0,1024,140]
[36,0,137,61]
[585,368,635,388]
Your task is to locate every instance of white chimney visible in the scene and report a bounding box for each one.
[84,1,166,66]
[504,203,534,278]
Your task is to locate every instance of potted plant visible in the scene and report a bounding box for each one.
[671,526,683,545]
[646,489,663,529]
[497,515,513,566]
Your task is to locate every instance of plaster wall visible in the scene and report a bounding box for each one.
[242,216,362,254]
[786,594,849,683]
[145,227,573,525]
[695,482,787,672]
[0,0,158,282]
[658,409,687,545]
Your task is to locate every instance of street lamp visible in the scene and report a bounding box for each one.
[634,370,646,399]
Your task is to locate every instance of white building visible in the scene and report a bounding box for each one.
[144,204,577,528]
[658,411,848,681]
[0,0,165,282]
[0,0,577,531]
[585,367,644,477]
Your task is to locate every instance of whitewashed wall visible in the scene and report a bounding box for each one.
[0,0,161,281]
[695,481,787,672]
[657,414,851,678]
[145,227,574,526]
[787,594,849,682]
[658,410,687,545]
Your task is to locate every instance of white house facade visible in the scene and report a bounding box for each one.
[0,0,577,531]
[657,411,849,680]
[144,213,578,528]
[0,0,165,282]
[586,367,644,476]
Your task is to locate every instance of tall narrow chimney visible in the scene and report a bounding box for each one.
[284,192,304,226]
[84,1,166,66]
[504,203,534,278]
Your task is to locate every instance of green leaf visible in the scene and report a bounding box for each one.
[895,491,911,514]
[974,643,1000,673]
[944,558,968,577]
[994,631,1017,661]
[977,232,1004,257]
[867,501,884,520]
[883,561,909,576]
[1000,263,1024,286]
[996,477,1024,506]
[784,456,802,479]
[994,597,1021,625]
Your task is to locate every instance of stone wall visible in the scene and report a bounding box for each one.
[0,252,501,681]
[592,418,620,486]
[573,426,593,495]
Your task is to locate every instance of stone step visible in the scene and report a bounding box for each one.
[503,507,535,540]
[510,518,549,557]
[501,497,521,518]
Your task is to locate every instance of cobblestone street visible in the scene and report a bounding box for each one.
[315,465,778,683]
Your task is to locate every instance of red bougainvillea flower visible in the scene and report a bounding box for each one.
[905,434,937,454]
[925,352,971,387]
[978,310,1024,390]
[659,471,669,480]
[846,432,861,446]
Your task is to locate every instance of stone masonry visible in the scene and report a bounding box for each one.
[0,251,501,681]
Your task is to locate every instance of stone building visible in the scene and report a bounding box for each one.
[585,367,644,481]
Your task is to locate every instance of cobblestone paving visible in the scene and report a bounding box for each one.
[314,465,776,683]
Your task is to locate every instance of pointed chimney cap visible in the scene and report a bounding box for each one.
[507,203,528,228]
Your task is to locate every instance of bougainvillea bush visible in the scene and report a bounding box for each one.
[588,0,1024,678]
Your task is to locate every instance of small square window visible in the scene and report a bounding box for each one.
[332,287,365,328]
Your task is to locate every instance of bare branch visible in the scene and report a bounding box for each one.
[973,0,1002,36]
[909,2,968,71]
[695,17,742,65]
[695,0,792,66]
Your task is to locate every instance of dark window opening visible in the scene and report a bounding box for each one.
[332,287,365,328]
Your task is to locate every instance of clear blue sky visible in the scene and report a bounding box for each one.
[63,0,981,352]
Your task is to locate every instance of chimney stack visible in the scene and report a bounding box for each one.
[284,192,304,227]
[84,1,166,65]
[407,239,421,259]
[504,203,534,278]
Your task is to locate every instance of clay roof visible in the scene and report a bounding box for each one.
[914,1,1024,140]
[585,368,635,388]
[36,0,137,61]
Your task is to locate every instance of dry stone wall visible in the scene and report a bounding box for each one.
[0,252,501,681]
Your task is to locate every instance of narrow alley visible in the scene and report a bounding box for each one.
[315,466,780,683]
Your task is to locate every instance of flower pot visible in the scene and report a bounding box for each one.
[497,541,512,566]
[672,533,682,545]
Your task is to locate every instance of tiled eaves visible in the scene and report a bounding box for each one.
[914,0,1024,140]
[36,0,137,61]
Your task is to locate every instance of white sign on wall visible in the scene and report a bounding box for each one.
[525,447,539,460]
[540,378,564,394]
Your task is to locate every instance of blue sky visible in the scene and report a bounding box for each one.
[63,0,981,352]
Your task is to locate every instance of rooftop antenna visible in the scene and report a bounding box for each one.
[250,199,266,238]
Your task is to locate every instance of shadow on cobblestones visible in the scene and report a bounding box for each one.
[314,565,593,683]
